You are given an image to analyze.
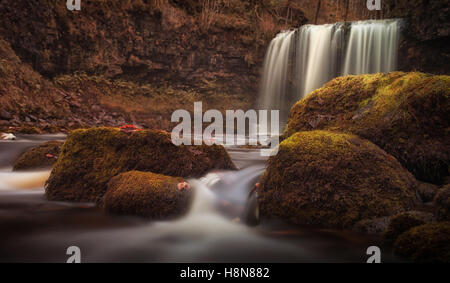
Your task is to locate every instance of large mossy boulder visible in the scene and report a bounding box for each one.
[45,127,235,203]
[394,222,450,263]
[102,171,191,219]
[434,185,450,221]
[13,141,63,171]
[284,72,450,184]
[258,131,419,229]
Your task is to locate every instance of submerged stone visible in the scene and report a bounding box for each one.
[258,130,420,229]
[45,127,236,203]
[13,141,63,171]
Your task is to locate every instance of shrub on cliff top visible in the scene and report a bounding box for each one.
[45,127,235,203]
[284,72,450,184]
[258,130,419,229]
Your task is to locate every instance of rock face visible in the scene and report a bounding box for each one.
[394,222,450,263]
[0,0,305,95]
[103,171,191,219]
[284,72,450,185]
[258,130,419,229]
[434,185,450,221]
[13,141,63,171]
[45,127,235,203]
[383,211,435,243]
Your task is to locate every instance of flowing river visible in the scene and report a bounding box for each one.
[0,135,399,262]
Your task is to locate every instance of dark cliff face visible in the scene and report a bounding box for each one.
[0,0,306,98]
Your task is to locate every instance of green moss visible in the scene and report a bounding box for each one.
[102,171,191,219]
[13,141,63,171]
[434,185,450,221]
[285,72,450,184]
[45,127,236,203]
[258,130,419,229]
[394,222,450,263]
[384,211,434,243]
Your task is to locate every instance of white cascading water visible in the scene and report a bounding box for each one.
[259,19,401,122]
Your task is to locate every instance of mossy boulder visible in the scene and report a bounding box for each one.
[284,72,450,185]
[394,222,450,263]
[258,130,419,229]
[434,185,450,221]
[13,141,63,171]
[384,211,435,243]
[102,171,191,219]
[45,127,235,203]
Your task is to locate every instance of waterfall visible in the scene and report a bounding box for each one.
[259,19,401,123]
[343,20,400,75]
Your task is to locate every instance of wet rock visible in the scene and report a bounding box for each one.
[15,126,42,134]
[417,182,440,203]
[0,110,12,120]
[102,171,191,219]
[284,72,450,185]
[434,185,450,221]
[258,130,420,229]
[13,141,63,171]
[45,127,236,203]
[383,211,435,243]
[394,222,450,263]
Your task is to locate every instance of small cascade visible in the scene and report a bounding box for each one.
[259,19,401,123]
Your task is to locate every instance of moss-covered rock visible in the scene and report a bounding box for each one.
[384,211,435,243]
[434,185,450,221]
[258,130,419,229]
[284,72,450,185]
[13,141,63,171]
[394,222,450,263]
[102,171,191,219]
[45,127,235,203]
